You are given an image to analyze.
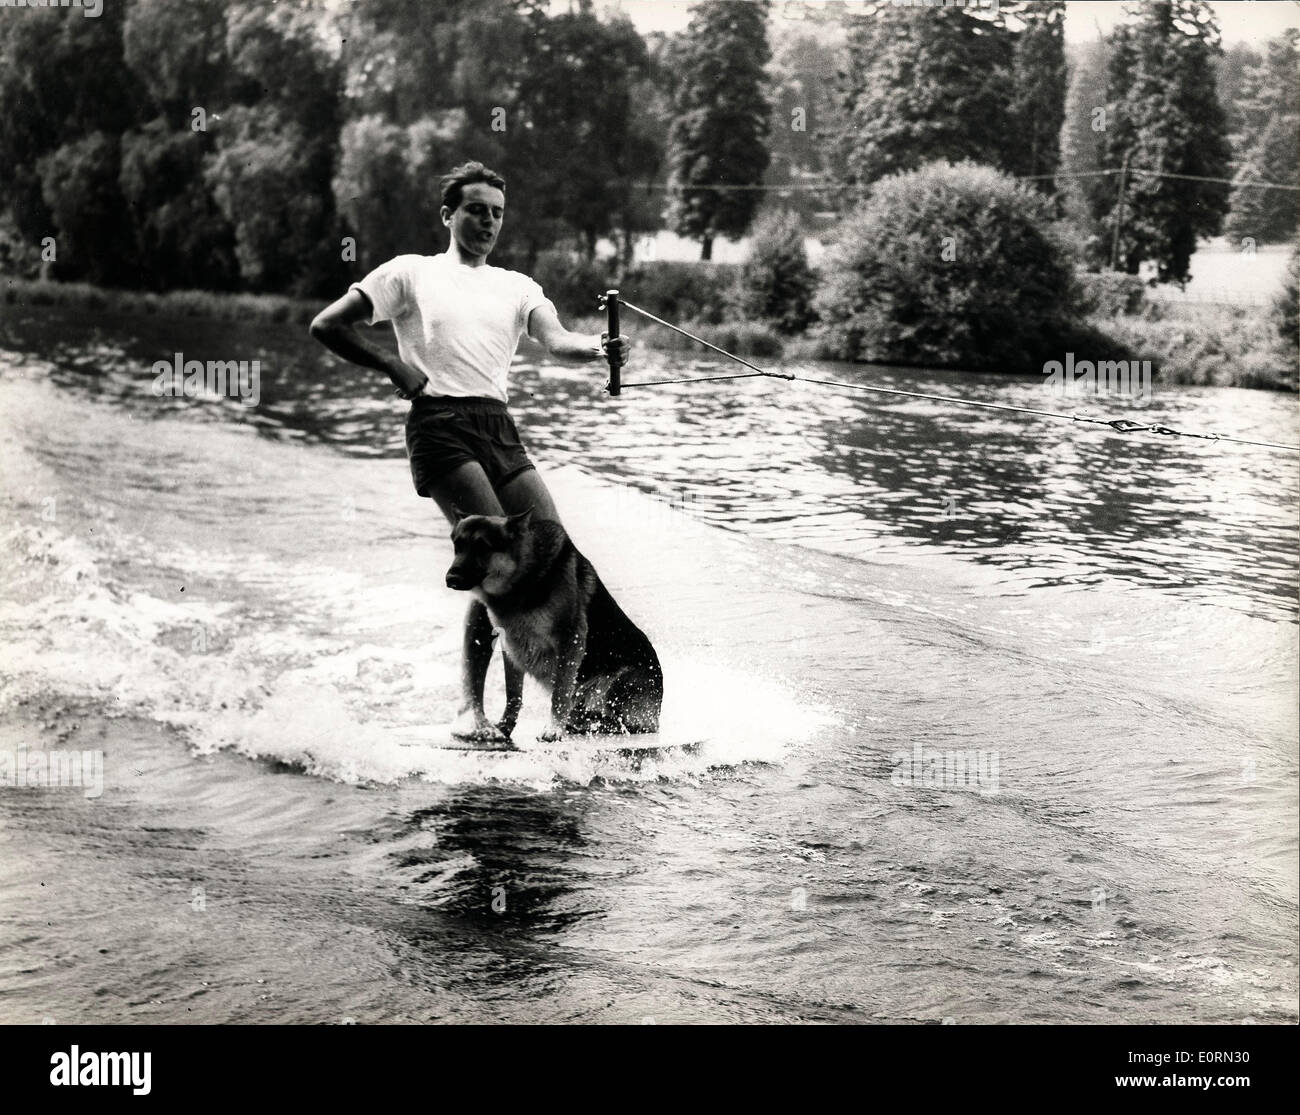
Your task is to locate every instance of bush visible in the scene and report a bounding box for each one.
[531,250,613,319]
[1075,271,1147,317]
[0,278,320,325]
[630,318,785,359]
[1091,305,1297,391]
[1272,243,1298,353]
[734,209,817,334]
[617,261,737,325]
[813,160,1080,372]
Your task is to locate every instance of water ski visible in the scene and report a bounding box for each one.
[391,721,703,758]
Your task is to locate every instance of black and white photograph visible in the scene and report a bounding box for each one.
[0,0,1296,1080]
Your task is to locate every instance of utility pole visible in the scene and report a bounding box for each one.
[1109,151,1130,272]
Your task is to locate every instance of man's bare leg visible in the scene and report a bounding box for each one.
[487,468,559,738]
[427,461,511,743]
[496,466,561,522]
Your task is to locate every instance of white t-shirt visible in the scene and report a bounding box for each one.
[350,253,553,403]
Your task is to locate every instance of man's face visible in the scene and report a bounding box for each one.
[442,182,504,260]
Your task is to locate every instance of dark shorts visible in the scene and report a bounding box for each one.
[404,395,535,497]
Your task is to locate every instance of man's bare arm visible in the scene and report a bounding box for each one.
[309,289,429,396]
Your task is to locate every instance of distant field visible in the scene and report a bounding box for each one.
[626,230,1294,306]
[1147,237,1293,306]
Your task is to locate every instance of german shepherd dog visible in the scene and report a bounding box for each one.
[444,508,663,742]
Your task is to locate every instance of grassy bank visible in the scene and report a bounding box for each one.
[6,277,1295,391]
[2,277,320,326]
[1091,303,1298,392]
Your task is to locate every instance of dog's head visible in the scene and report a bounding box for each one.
[445,506,534,594]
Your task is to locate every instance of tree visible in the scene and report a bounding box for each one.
[1224,31,1300,245]
[340,0,525,126]
[1231,30,1300,140]
[1006,1,1066,191]
[735,209,816,334]
[120,0,237,291]
[37,133,139,287]
[1226,113,1300,245]
[665,0,772,260]
[510,11,653,262]
[1216,41,1262,142]
[219,1,345,295]
[1058,36,1113,263]
[835,3,1016,189]
[333,111,478,270]
[1096,1,1231,283]
[813,161,1079,373]
[119,119,238,291]
[0,3,144,255]
[1272,244,1298,354]
[123,0,231,120]
[766,28,849,222]
[204,107,338,295]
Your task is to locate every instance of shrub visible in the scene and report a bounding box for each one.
[734,209,817,334]
[630,318,784,359]
[531,250,613,319]
[1272,243,1298,354]
[813,160,1080,372]
[618,261,737,325]
[1075,271,1147,317]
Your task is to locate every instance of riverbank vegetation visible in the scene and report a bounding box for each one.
[0,2,1294,390]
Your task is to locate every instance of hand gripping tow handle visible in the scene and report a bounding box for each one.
[599,288,621,397]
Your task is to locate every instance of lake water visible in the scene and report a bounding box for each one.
[0,302,1296,1024]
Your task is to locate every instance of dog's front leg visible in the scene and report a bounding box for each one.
[497,652,524,739]
[540,623,587,742]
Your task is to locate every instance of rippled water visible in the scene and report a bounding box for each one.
[0,303,1295,1024]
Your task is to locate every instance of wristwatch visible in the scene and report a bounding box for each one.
[395,377,429,401]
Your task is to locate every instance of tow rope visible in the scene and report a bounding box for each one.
[597,289,1300,454]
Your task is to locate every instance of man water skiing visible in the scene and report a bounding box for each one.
[309,161,629,743]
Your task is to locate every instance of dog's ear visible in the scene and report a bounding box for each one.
[507,505,535,531]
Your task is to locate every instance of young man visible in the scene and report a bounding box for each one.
[309,161,629,742]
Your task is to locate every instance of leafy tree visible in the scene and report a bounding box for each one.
[1272,244,1298,353]
[1006,0,1066,191]
[813,160,1078,373]
[220,1,345,295]
[1224,31,1299,245]
[333,111,481,270]
[119,119,238,290]
[37,133,138,287]
[767,28,849,221]
[666,0,772,260]
[340,0,525,126]
[120,0,237,291]
[1232,30,1300,138]
[1058,36,1114,264]
[835,3,1016,188]
[1096,0,1231,283]
[1226,113,1300,244]
[0,4,143,251]
[204,107,336,295]
[735,209,816,334]
[123,0,231,120]
[1216,41,1262,141]
[510,11,653,261]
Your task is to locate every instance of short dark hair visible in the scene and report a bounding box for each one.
[439,161,506,213]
